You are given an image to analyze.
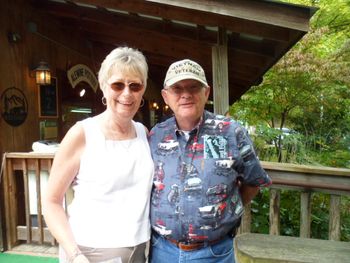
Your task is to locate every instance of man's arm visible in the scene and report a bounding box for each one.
[240,184,260,205]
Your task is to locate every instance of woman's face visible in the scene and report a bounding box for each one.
[104,68,145,120]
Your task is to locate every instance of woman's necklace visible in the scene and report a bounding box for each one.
[103,121,135,141]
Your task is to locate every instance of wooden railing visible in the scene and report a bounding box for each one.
[239,161,350,241]
[1,152,57,250]
[1,152,350,252]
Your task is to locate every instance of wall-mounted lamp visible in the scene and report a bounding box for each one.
[35,61,51,85]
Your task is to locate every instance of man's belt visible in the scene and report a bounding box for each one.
[166,226,238,251]
[167,237,222,251]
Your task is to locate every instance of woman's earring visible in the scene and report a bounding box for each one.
[101,96,107,106]
[139,98,145,108]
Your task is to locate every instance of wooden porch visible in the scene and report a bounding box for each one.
[1,152,350,262]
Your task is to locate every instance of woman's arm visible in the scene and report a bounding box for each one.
[42,123,88,262]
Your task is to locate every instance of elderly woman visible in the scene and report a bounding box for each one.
[43,47,154,263]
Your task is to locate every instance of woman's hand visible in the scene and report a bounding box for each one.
[71,254,90,263]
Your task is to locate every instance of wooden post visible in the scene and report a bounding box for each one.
[35,159,44,244]
[269,188,280,235]
[47,158,57,246]
[329,194,341,241]
[0,203,2,252]
[300,192,311,238]
[22,159,32,243]
[0,153,5,252]
[239,203,252,234]
[212,27,229,115]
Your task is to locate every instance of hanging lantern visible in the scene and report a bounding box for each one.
[35,61,51,85]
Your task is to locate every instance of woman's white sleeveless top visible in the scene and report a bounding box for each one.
[68,117,154,248]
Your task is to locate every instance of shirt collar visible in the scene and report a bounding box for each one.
[174,112,207,138]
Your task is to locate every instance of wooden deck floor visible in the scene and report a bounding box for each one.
[6,243,58,258]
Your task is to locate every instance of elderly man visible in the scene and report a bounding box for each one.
[148,59,271,263]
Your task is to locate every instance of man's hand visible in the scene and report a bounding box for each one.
[240,184,260,205]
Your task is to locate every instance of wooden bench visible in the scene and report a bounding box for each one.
[235,233,350,263]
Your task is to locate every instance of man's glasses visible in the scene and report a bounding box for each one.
[110,82,144,92]
[165,84,204,95]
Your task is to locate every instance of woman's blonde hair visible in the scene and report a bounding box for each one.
[98,46,148,92]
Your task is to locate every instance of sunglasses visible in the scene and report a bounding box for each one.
[165,84,204,95]
[110,82,144,92]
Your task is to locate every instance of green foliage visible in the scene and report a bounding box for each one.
[251,188,270,234]
[251,190,350,241]
[236,0,350,241]
[280,191,300,236]
[310,193,329,239]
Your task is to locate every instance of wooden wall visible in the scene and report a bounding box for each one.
[0,0,96,155]
[0,0,100,249]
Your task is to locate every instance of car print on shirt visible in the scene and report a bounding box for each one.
[153,220,172,237]
[198,202,227,219]
[183,177,202,192]
[215,157,235,168]
[157,138,179,155]
[154,161,165,182]
[188,142,204,154]
[152,161,165,206]
[206,183,228,204]
[215,157,235,176]
[180,162,198,181]
[187,224,208,242]
[167,184,179,204]
[204,118,230,131]
[229,193,244,216]
[206,183,228,195]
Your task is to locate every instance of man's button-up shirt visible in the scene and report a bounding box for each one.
[149,110,271,242]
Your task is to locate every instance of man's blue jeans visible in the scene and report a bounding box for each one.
[149,233,235,263]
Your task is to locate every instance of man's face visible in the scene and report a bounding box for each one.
[162,79,210,127]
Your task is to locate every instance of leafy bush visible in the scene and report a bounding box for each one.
[250,188,350,241]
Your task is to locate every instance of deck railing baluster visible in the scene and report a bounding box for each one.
[329,194,341,241]
[300,191,311,238]
[22,159,31,243]
[35,159,44,244]
[269,188,280,235]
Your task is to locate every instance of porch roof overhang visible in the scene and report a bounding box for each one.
[30,0,317,104]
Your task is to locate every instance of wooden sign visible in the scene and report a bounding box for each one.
[67,64,98,92]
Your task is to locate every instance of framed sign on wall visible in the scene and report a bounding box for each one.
[39,77,58,118]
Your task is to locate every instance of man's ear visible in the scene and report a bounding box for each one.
[205,86,211,100]
[161,89,169,105]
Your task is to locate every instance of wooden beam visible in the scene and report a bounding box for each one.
[69,0,295,42]
[262,161,350,196]
[62,16,269,72]
[235,233,350,263]
[65,19,211,62]
[147,0,316,31]
[212,28,229,115]
[32,0,218,44]
[38,1,277,63]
